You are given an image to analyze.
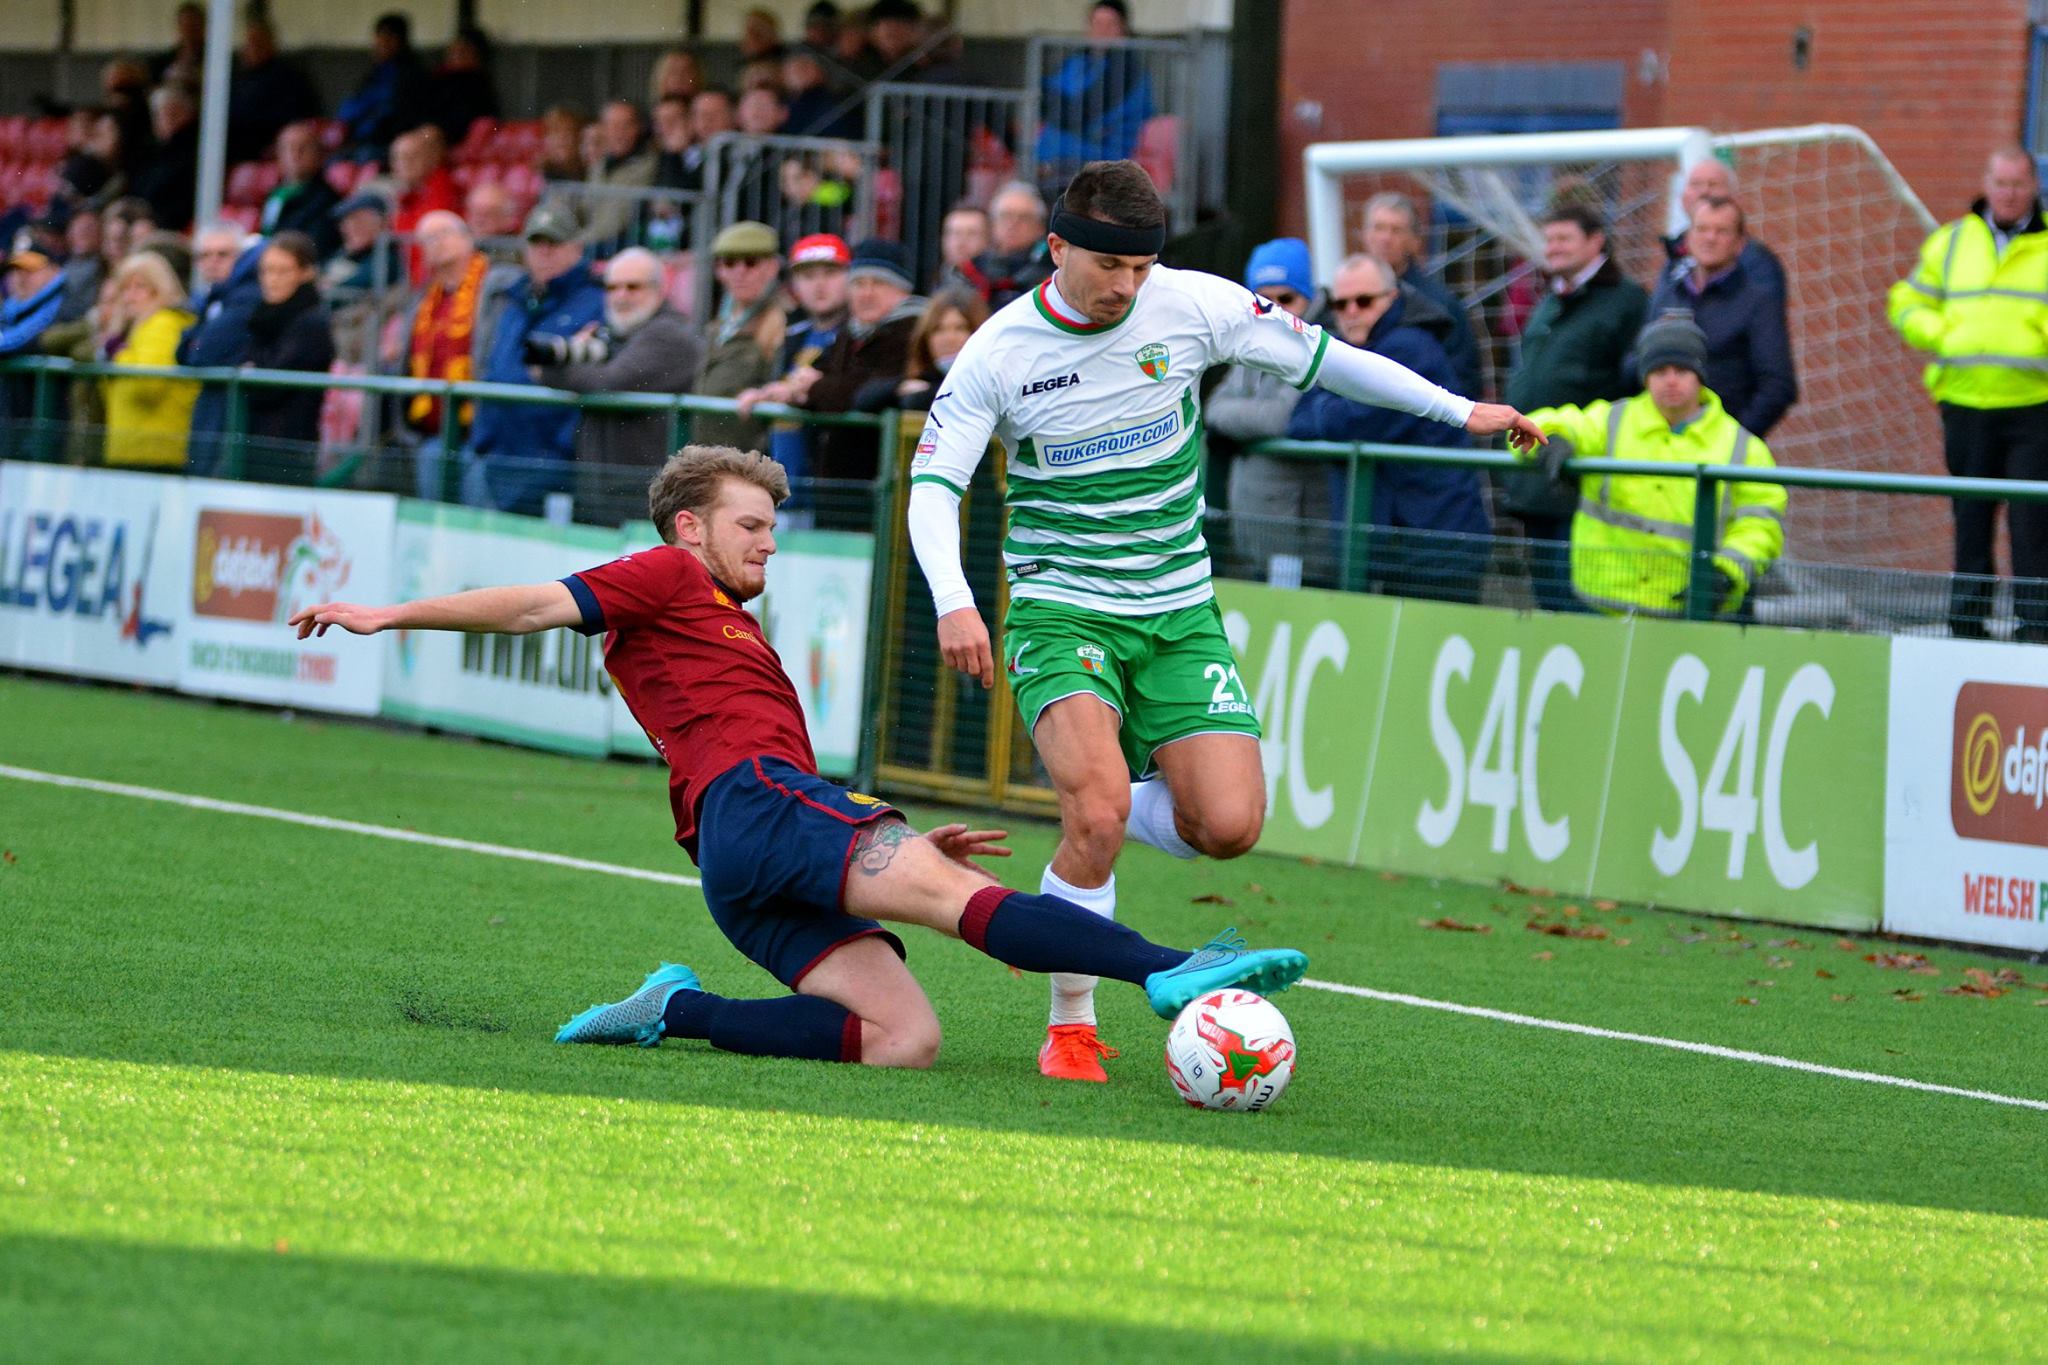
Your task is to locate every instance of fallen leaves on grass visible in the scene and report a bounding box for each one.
[1830,993,1857,1002]
[1768,938,1809,950]
[1767,956,1795,970]
[1890,989,1926,1003]
[1526,919,1608,940]
[1835,938,1861,952]
[1865,952,1940,976]
[1734,997,1759,1006]
[0,849,14,866]
[1244,882,1265,895]
[1945,968,2019,999]
[1418,917,1491,933]
[1530,950,1555,962]
[1190,893,1234,906]
[1816,969,1836,979]
[1593,899,1620,912]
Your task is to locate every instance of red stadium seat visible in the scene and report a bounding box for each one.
[453,116,496,166]
[226,162,269,207]
[1134,116,1179,193]
[27,117,68,162]
[0,117,28,150]
[500,163,542,201]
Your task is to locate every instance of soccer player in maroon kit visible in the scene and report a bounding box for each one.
[291,445,1306,1068]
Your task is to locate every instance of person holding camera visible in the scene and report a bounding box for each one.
[459,200,606,516]
[528,247,704,527]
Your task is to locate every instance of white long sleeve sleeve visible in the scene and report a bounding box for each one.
[1198,271,1475,428]
[1310,334,1476,428]
[908,480,976,617]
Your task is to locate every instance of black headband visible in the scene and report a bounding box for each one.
[1050,203,1166,257]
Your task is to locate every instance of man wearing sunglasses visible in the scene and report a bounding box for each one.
[1287,252,1493,606]
[908,159,1542,1082]
[694,220,788,452]
[528,247,704,525]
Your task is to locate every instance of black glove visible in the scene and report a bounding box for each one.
[1714,565,1740,604]
[1536,431,1574,484]
[522,333,570,367]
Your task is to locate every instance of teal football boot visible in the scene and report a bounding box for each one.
[555,963,702,1046]
[1143,929,1307,1020]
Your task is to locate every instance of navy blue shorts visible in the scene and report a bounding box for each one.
[694,756,908,988]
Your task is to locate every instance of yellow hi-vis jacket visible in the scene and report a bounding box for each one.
[1523,390,1786,617]
[1888,205,2048,409]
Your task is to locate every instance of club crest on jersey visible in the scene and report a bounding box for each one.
[713,588,736,609]
[1135,341,1170,382]
[1076,644,1107,675]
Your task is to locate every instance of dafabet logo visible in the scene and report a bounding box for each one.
[1951,682,2048,849]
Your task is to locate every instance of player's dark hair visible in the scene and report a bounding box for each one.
[1062,159,1165,229]
[650,445,791,540]
[1541,202,1606,239]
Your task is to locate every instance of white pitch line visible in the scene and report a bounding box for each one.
[0,763,700,889]
[8,762,2046,1113]
[1303,978,2048,1113]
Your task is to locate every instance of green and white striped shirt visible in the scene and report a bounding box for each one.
[909,265,1331,617]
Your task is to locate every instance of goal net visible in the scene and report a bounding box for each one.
[1303,125,1947,583]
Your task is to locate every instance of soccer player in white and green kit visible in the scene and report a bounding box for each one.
[908,161,1543,1081]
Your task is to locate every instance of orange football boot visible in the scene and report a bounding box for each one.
[1038,1023,1119,1082]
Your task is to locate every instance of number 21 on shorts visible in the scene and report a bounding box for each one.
[1205,662,1252,716]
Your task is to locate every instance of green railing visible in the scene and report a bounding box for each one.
[3,356,887,489]
[11,353,2048,626]
[1249,436,2048,620]
[0,354,905,787]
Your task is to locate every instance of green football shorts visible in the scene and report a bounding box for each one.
[1001,596,1261,779]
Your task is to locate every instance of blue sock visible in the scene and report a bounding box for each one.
[959,887,1190,982]
[662,989,861,1063]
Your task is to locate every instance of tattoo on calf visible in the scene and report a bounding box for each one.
[853,819,914,877]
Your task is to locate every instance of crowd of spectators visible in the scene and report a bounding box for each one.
[1204,160,1802,619]
[3,5,2044,637]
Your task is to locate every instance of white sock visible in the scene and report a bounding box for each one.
[1044,865,1116,1027]
[1125,778,1199,860]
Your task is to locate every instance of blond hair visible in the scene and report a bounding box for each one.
[649,444,791,541]
[113,250,187,311]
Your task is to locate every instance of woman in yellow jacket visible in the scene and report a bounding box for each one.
[102,251,198,469]
[1518,314,1787,618]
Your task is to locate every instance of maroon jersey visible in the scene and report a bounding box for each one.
[563,546,817,849]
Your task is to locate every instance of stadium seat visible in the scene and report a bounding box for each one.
[226,161,274,207]
[27,117,68,161]
[1134,116,1179,193]
[219,204,260,231]
[453,116,496,166]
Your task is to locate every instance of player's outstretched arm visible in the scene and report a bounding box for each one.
[1307,334,1542,451]
[290,582,582,640]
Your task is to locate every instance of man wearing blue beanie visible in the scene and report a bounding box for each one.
[1206,237,1329,584]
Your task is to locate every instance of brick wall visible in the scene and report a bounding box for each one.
[1277,0,2031,234]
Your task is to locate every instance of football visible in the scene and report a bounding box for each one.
[1164,989,1296,1112]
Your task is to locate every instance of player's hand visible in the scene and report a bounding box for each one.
[937,607,995,689]
[923,823,1011,881]
[1465,403,1547,454]
[289,602,392,639]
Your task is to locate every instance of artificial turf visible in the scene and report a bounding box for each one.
[3,672,2046,1360]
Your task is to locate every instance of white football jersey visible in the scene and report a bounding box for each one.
[911,265,1331,616]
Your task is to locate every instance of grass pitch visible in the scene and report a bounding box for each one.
[4,672,2047,1360]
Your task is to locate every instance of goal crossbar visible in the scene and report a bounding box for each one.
[1303,123,1935,286]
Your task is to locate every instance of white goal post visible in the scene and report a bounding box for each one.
[1299,124,1950,585]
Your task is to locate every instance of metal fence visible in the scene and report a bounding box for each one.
[1020,35,1202,236]
[865,82,1031,289]
[11,354,2048,801]
[691,132,880,318]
